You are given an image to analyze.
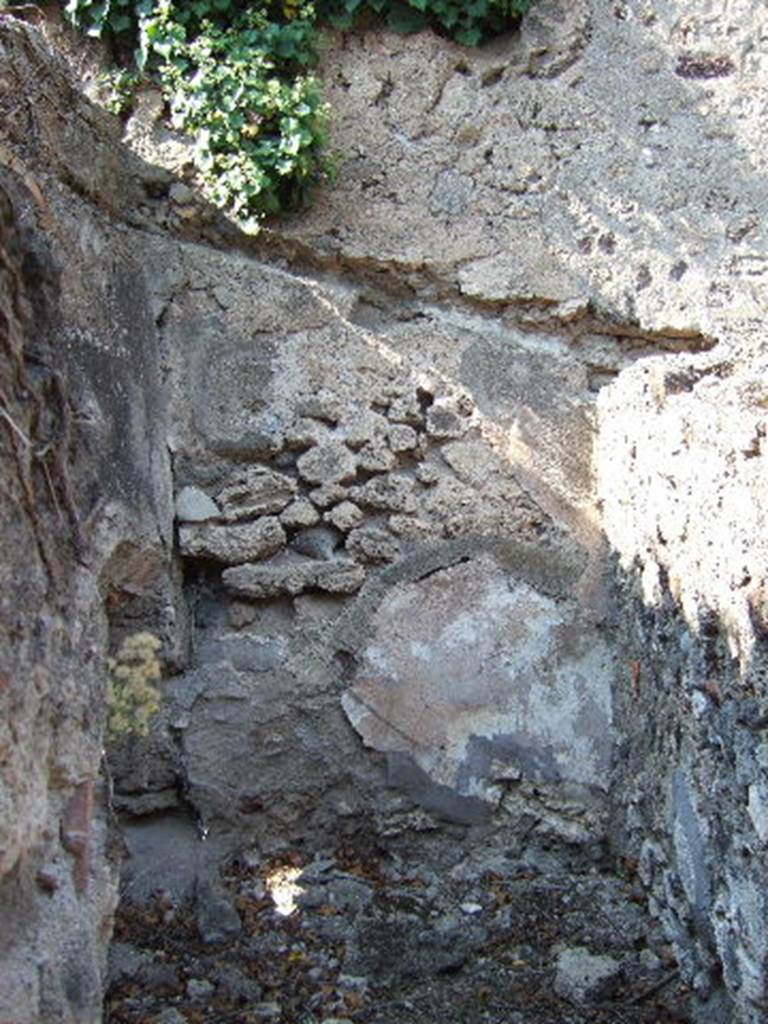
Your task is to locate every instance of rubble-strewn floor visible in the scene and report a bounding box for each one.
[105,842,690,1024]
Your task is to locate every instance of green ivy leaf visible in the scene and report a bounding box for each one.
[386,1,428,33]
[109,12,132,32]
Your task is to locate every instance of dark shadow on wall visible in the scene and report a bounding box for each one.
[607,554,768,1023]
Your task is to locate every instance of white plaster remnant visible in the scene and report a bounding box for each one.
[342,555,613,815]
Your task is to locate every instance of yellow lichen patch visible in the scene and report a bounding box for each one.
[106,632,162,740]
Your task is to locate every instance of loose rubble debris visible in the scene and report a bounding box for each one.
[106,844,690,1024]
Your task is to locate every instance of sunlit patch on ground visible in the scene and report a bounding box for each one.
[265,863,304,916]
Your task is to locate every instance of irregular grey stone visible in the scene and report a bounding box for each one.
[553,947,622,1003]
[346,526,400,564]
[297,442,357,485]
[223,558,366,598]
[196,880,242,945]
[388,424,418,452]
[230,415,285,458]
[344,410,388,450]
[175,485,220,523]
[296,392,343,424]
[351,474,417,514]
[284,417,331,450]
[169,181,194,204]
[139,962,182,995]
[426,402,465,440]
[298,858,338,883]
[387,514,433,539]
[308,483,350,509]
[215,964,263,1004]
[179,518,285,564]
[279,498,320,528]
[298,877,373,914]
[387,395,424,426]
[186,978,214,1000]
[324,878,374,913]
[325,501,364,533]
[357,442,397,474]
[107,943,153,986]
[216,468,297,519]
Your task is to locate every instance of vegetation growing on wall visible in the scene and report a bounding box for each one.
[58,0,535,230]
[106,631,163,739]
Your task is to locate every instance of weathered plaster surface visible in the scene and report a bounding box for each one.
[342,555,613,828]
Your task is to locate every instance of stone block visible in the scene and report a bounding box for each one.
[223,558,365,598]
[357,442,397,474]
[175,486,220,523]
[179,518,285,564]
[388,424,418,452]
[284,417,331,450]
[325,501,364,533]
[344,410,389,450]
[308,483,350,509]
[387,395,424,426]
[216,467,297,519]
[346,526,400,564]
[279,498,320,529]
[426,401,465,440]
[351,474,418,513]
[297,442,357,485]
[553,947,622,1003]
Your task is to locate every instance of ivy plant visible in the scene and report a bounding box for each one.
[96,65,141,114]
[321,0,535,47]
[57,0,535,230]
[150,4,330,231]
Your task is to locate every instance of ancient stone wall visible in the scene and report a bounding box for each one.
[256,4,768,1016]
[0,21,179,1022]
[596,347,768,1023]
[2,1,768,1021]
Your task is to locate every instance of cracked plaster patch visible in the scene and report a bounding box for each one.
[342,554,613,811]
